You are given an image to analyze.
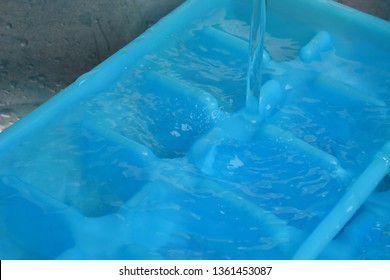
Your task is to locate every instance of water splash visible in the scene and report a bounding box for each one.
[245,0,266,119]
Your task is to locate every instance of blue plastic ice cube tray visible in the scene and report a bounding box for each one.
[0,0,389,259]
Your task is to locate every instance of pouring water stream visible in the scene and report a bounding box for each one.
[245,0,266,121]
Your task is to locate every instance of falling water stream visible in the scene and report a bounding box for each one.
[245,0,266,119]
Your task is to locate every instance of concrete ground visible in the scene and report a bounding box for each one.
[336,0,390,21]
[0,0,389,131]
[0,0,185,131]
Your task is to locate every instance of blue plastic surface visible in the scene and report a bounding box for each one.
[0,0,389,259]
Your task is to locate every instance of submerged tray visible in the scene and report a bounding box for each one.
[0,0,389,259]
